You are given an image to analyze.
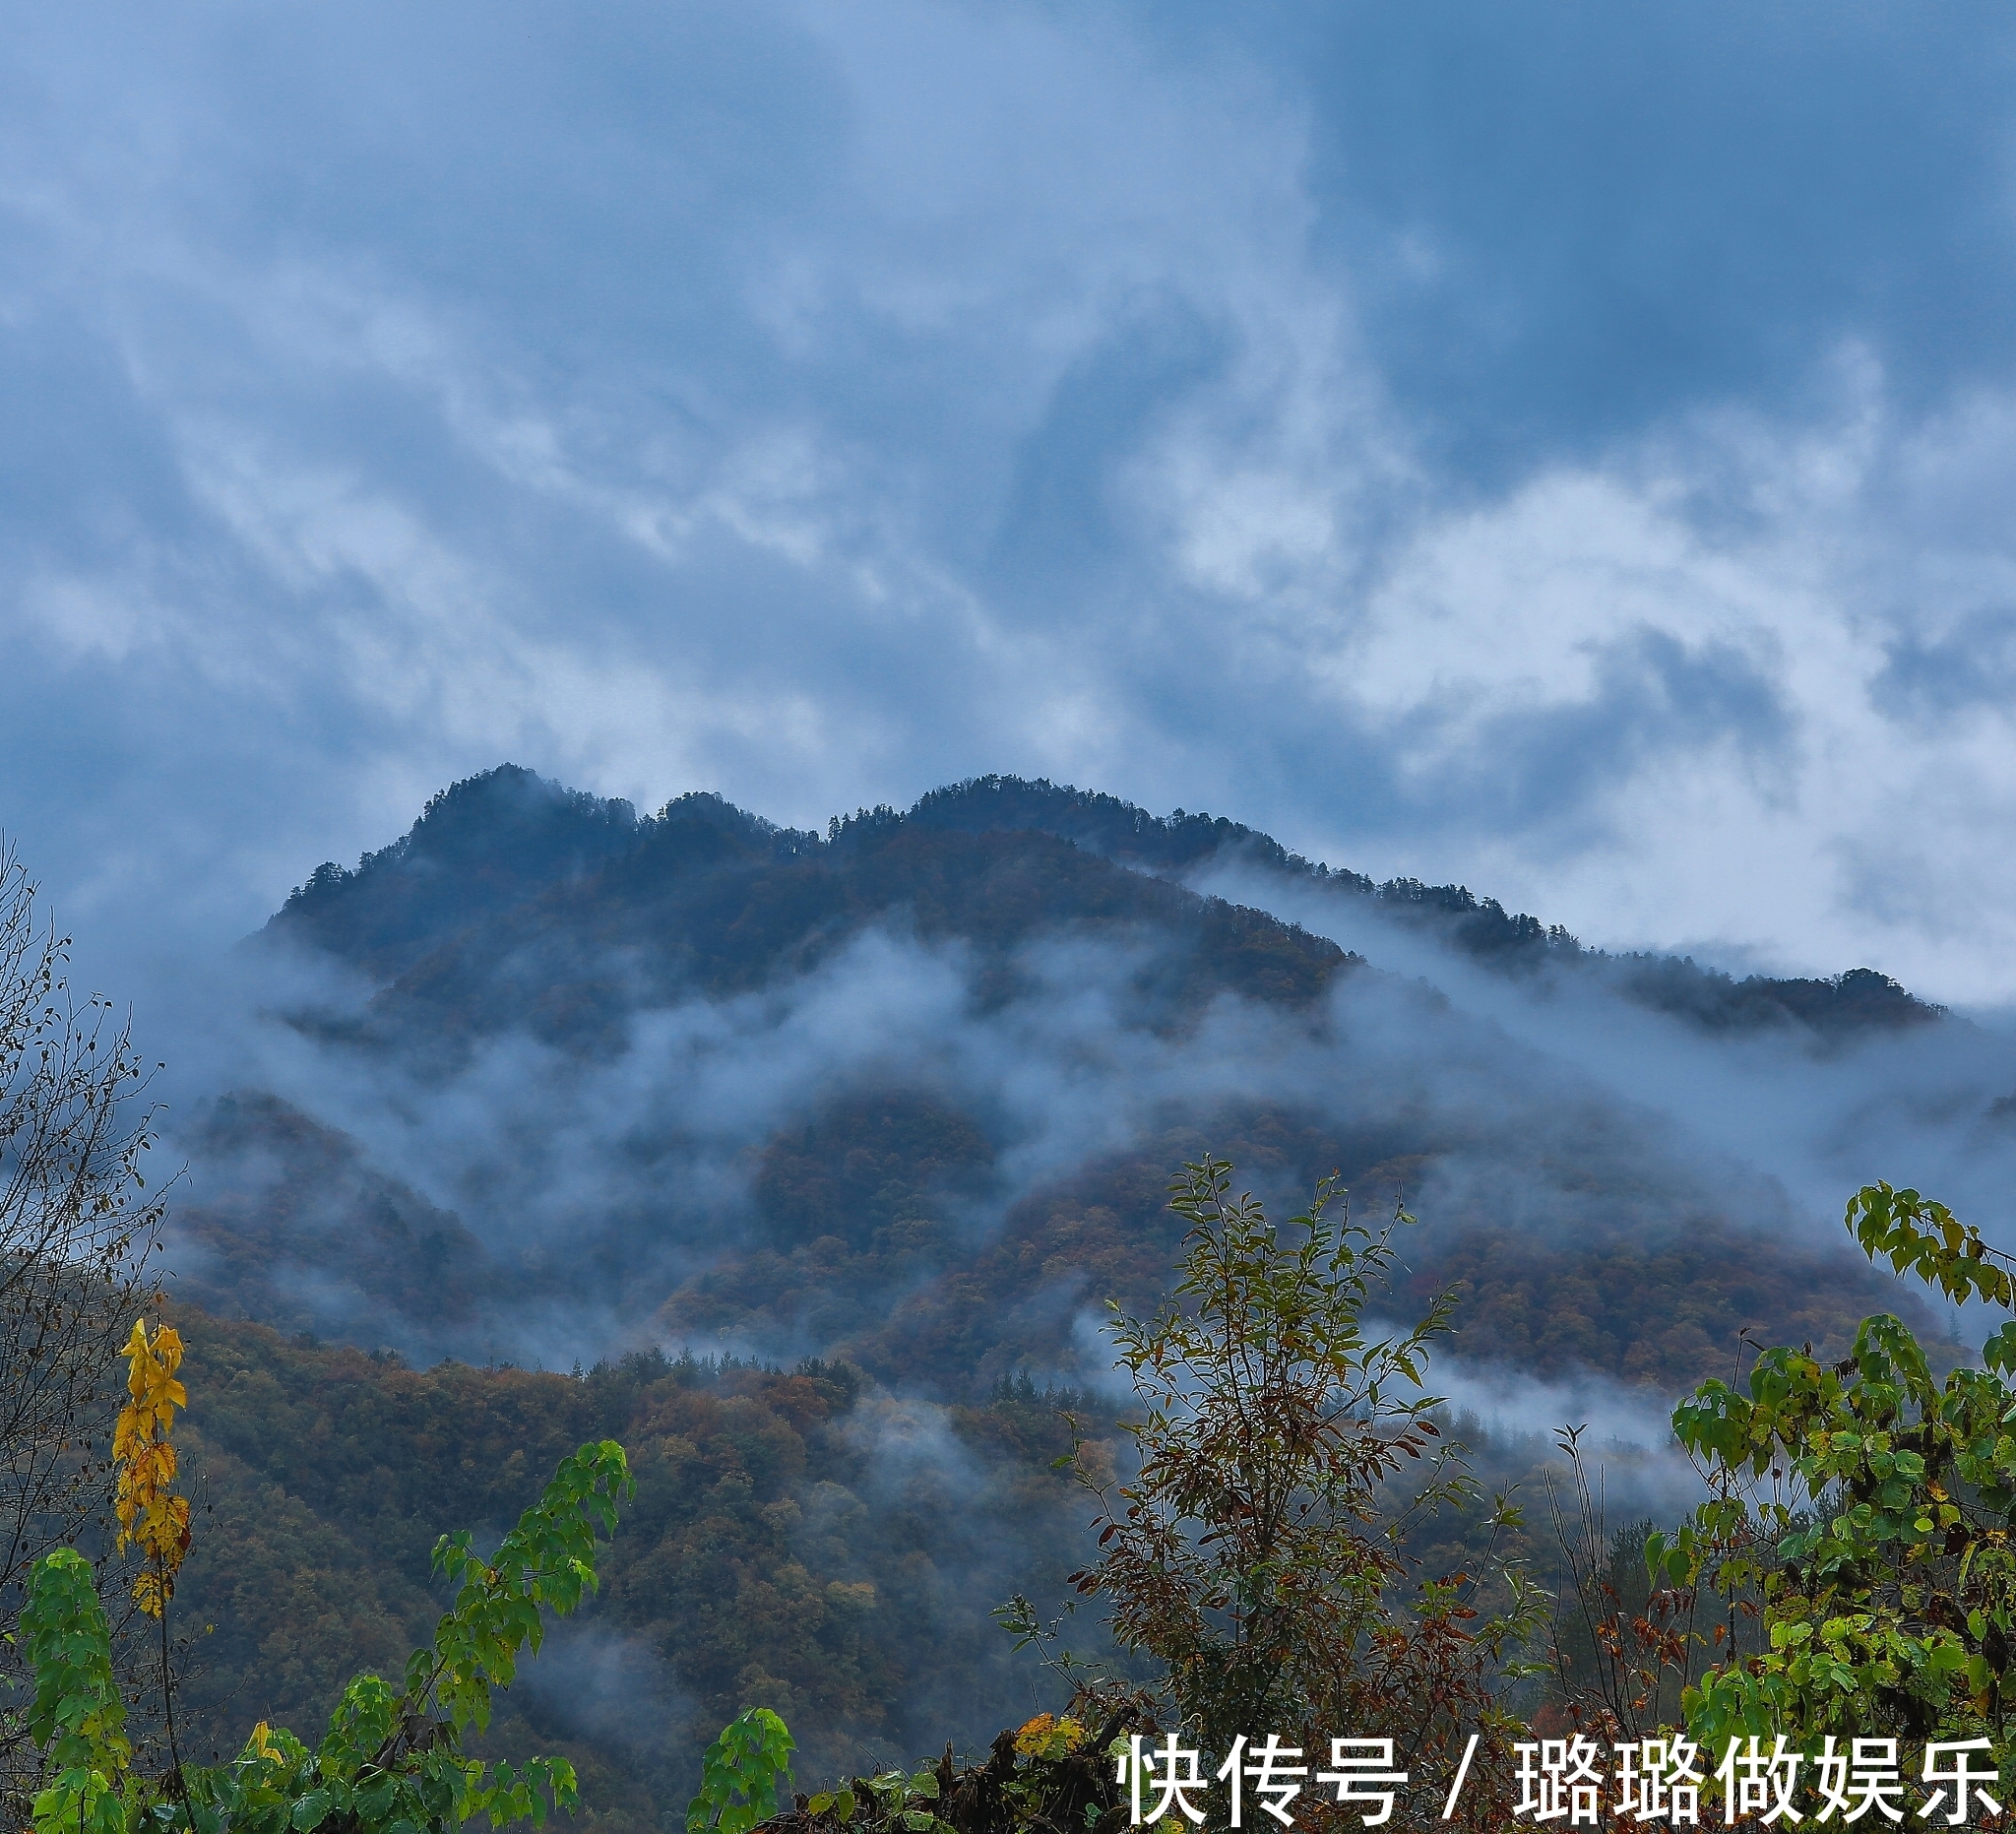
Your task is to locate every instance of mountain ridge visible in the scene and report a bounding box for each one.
[270,764,1940,1039]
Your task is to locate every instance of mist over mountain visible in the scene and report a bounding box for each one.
[136,761,2016,1810]
[161,761,1987,1389]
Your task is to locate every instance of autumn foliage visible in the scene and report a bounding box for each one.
[1064,1158,1543,1826]
[112,1320,191,1619]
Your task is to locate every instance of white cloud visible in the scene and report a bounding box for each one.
[6,0,2016,1008]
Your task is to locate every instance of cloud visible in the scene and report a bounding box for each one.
[9,0,2016,1010]
[1271,1,2016,463]
[512,1619,692,1757]
[1193,853,2016,1251]
[1874,607,2016,721]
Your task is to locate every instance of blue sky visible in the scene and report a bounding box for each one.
[7,1,2016,999]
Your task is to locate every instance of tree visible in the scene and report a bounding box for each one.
[0,845,168,1811]
[1651,1182,2016,1751]
[1064,1156,1541,1824]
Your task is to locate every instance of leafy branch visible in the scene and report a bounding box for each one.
[1649,1180,2016,1750]
[23,1438,633,1834]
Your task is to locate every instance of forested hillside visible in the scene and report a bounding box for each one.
[173,1091,1937,1399]
[135,763,2000,1823]
[906,776,1944,1035]
[164,1306,1097,1828]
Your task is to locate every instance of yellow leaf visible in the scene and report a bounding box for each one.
[1013,1714,1055,1755]
[113,1317,193,1592]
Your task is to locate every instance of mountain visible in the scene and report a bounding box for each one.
[151,763,2007,1815]
[904,775,1944,1036]
[197,763,1953,1386]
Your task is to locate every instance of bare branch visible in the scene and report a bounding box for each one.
[0,842,168,1811]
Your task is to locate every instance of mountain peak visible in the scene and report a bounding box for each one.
[265,764,642,977]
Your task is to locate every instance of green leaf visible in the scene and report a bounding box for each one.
[687,1709,796,1834]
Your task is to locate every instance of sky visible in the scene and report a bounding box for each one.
[8,1,2016,1003]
